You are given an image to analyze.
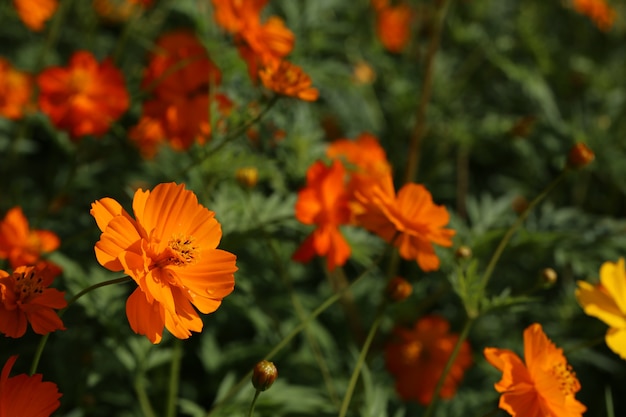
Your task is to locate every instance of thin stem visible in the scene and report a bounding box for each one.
[404,0,453,183]
[29,334,50,376]
[165,339,183,417]
[247,390,261,417]
[338,301,387,417]
[135,372,158,417]
[422,317,474,417]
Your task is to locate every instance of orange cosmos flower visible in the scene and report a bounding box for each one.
[37,51,129,140]
[572,0,616,31]
[212,0,268,34]
[0,59,33,120]
[0,207,60,269]
[259,60,319,101]
[0,264,67,338]
[293,160,351,271]
[327,133,391,180]
[385,315,472,404]
[0,355,62,417]
[376,3,413,53]
[13,0,58,32]
[484,323,586,417]
[91,182,237,344]
[355,176,455,271]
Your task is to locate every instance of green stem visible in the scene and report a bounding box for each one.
[247,390,261,417]
[36,0,72,72]
[338,301,387,417]
[422,317,474,417]
[29,333,50,376]
[135,371,158,417]
[165,339,183,417]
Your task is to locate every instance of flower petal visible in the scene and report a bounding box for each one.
[126,288,164,344]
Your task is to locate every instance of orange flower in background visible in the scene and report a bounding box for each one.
[0,355,62,416]
[355,176,455,271]
[259,60,319,101]
[0,59,33,120]
[572,0,616,31]
[376,3,413,53]
[293,160,351,271]
[37,51,129,139]
[576,258,626,360]
[13,0,58,31]
[327,133,391,180]
[128,116,166,159]
[212,0,268,34]
[0,264,67,338]
[93,0,152,23]
[385,315,472,404]
[0,207,60,269]
[484,323,586,417]
[91,182,237,343]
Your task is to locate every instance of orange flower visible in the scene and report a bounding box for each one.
[0,207,60,269]
[572,0,616,31]
[13,0,58,31]
[37,51,129,139]
[0,59,33,120]
[385,315,472,404]
[293,160,351,271]
[376,4,413,53]
[327,133,391,180]
[128,116,166,159]
[0,355,62,416]
[91,182,237,343]
[212,0,268,34]
[259,60,319,101]
[484,323,586,417]
[355,176,455,271]
[0,264,67,338]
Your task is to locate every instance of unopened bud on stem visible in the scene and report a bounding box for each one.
[252,360,277,392]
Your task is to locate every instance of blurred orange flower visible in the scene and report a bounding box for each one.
[212,0,268,34]
[355,176,454,271]
[91,182,237,343]
[0,207,60,269]
[572,0,616,31]
[37,51,129,139]
[0,59,33,120]
[293,160,351,271]
[484,323,586,417]
[327,133,391,180]
[0,264,67,338]
[0,355,62,416]
[385,315,472,404]
[93,0,151,22]
[259,60,319,101]
[576,258,626,360]
[13,0,58,31]
[376,3,413,53]
[128,116,166,159]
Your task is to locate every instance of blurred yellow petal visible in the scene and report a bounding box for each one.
[576,280,626,330]
[600,258,626,314]
[605,327,626,360]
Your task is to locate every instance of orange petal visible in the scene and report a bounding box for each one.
[91,197,127,232]
[95,215,142,271]
[126,288,164,344]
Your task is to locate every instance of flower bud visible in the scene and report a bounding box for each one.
[251,360,277,391]
[386,277,412,302]
[567,143,594,169]
[236,167,259,188]
[541,268,558,287]
[455,246,472,260]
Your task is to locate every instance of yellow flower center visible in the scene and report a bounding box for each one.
[164,234,198,267]
[551,362,579,396]
[14,269,44,303]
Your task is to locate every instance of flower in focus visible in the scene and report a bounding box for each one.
[0,207,60,269]
[576,258,626,360]
[91,182,237,343]
[13,0,58,31]
[572,0,616,31]
[375,3,413,53]
[484,323,586,417]
[0,264,67,338]
[0,59,33,120]
[37,51,129,139]
[293,160,351,271]
[355,176,455,271]
[385,315,472,404]
[259,60,319,101]
[0,355,62,417]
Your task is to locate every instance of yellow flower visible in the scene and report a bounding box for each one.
[576,258,626,360]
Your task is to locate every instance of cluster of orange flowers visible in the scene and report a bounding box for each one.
[572,0,617,31]
[293,133,455,272]
[371,0,414,53]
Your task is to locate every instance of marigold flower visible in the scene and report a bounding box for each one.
[385,315,472,404]
[376,4,413,53]
[293,160,351,271]
[0,207,60,269]
[572,0,616,31]
[484,323,586,417]
[37,51,129,139]
[355,176,455,271]
[0,264,67,338]
[0,59,33,120]
[13,0,58,31]
[259,60,319,101]
[576,258,626,360]
[0,355,62,416]
[91,182,237,343]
